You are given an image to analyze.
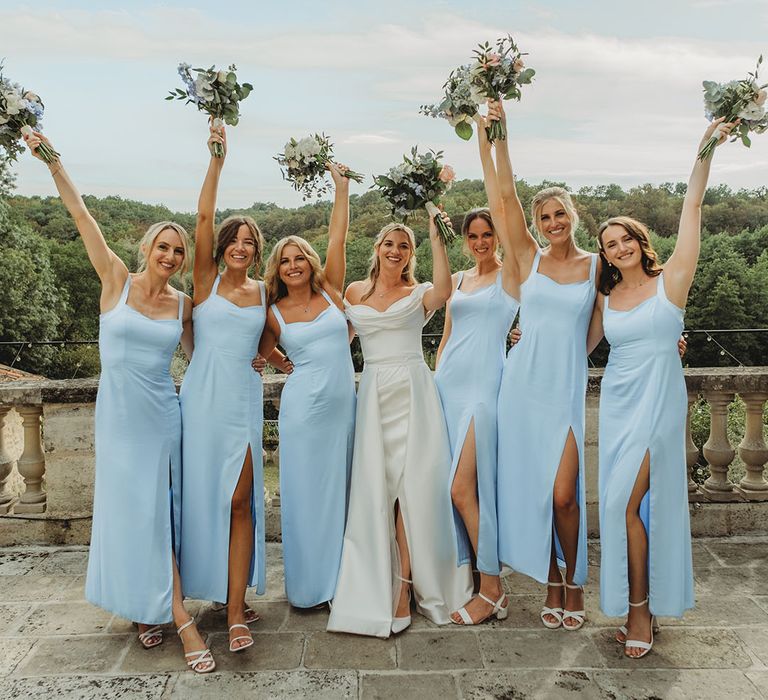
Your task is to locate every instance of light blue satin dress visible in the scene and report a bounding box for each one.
[179,276,266,601]
[434,271,519,575]
[86,275,184,624]
[497,251,597,586]
[272,290,355,607]
[599,272,693,617]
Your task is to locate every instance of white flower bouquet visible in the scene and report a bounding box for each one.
[0,63,58,163]
[699,56,768,160]
[372,147,456,245]
[468,35,535,142]
[167,63,253,157]
[420,64,486,141]
[275,133,364,200]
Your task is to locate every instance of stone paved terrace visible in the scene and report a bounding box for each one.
[3,540,768,699]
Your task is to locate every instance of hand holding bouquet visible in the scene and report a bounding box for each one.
[275,133,363,200]
[0,63,58,164]
[372,147,456,245]
[420,64,485,140]
[699,56,767,160]
[167,63,252,157]
[468,35,535,142]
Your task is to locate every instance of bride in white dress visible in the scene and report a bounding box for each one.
[327,213,473,638]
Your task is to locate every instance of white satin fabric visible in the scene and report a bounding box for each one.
[327,283,473,638]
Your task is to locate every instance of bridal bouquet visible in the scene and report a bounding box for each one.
[167,63,253,157]
[372,147,456,244]
[468,35,535,142]
[275,133,364,200]
[420,65,486,141]
[0,64,58,163]
[699,56,768,160]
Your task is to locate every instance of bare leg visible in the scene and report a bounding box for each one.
[624,453,652,658]
[227,447,255,650]
[449,421,504,623]
[394,501,411,618]
[551,429,584,628]
[172,553,214,671]
[542,543,564,626]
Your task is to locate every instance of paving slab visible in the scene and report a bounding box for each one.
[1,673,171,699]
[119,631,197,673]
[305,631,396,670]
[0,639,35,675]
[169,670,358,698]
[458,669,598,699]
[592,669,764,700]
[205,631,304,670]
[477,629,605,670]
[0,551,47,576]
[398,630,482,671]
[745,671,768,698]
[705,540,768,567]
[14,634,131,676]
[14,601,112,636]
[0,574,79,602]
[361,672,459,699]
[736,627,768,666]
[663,595,768,627]
[282,605,331,632]
[29,549,88,576]
[0,603,32,636]
[194,600,289,632]
[695,564,766,597]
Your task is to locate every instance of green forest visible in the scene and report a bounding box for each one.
[1,158,767,378]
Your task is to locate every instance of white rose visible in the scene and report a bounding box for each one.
[738,102,765,121]
[216,70,229,83]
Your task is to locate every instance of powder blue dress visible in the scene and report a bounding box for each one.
[272,290,356,607]
[599,272,693,617]
[178,276,266,601]
[434,271,519,575]
[86,275,184,624]
[497,251,597,586]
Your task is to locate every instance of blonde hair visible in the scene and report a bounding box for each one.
[264,235,325,304]
[137,221,191,276]
[530,187,580,243]
[361,223,418,302]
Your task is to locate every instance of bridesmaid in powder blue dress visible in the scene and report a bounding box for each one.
[24,130,214,673]
[259,164,355,608]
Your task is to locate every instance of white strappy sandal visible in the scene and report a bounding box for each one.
[540,579,565,629]
[137,624,163,649]
[623,598,655,658]
[391,575,412,634]
[176,618,216,674]
[452,592,509,625]
[228,623,254,652]
[562,583,586,631]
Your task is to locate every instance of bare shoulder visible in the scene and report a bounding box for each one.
[344,280,367,304]
[180,292,193,321]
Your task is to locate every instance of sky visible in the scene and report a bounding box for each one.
[2,0,767,211]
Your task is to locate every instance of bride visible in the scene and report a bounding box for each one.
[327,211,473,638]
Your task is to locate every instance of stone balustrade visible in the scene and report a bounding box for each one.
[0,367,766,545]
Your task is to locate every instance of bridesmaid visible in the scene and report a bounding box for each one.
[493,99,596,631]
[258,163,356,609]
[327,213,473,638]
[23,131,214,673]
[595,119,734,658]
[178,126,283,652]
[434,113,520,625]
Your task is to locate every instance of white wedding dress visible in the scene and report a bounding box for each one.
[327,283,473,638]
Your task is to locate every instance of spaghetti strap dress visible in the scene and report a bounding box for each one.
[85,275,184,624]
[497,251,598,586]
[599,272,693,617]
[272,290,356,607]
[178,276,267,601]
[327,284,473,638]
[434,271,519,574]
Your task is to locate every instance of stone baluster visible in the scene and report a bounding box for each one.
[0,406,17,514]
[701,391,738,499]
[685,392,700,496]
[737,392,768,499]
[14,405,46,513]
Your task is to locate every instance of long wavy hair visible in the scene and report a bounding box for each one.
[461,208,501,262]
[263,235,325,304]
[597,216,662,294]
[530,187,580,244]
[214,215,264,275]
[360,223,418,302]
[137,221,191,276]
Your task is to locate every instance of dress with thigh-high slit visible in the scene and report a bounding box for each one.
[272,290,356,608]
[497,250,597,585]
[178,275,266,602]
[599,272,693,617]
[434,271,519,575]
[327,283,473,638]
[85,275,184,624]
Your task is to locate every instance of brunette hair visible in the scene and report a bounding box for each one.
[263,235,325,304]
[461,208,501,260]
[360,223,418,302]
[214,215,264,273]
[530,187,580,243]
[597,216,662,294]
[137,221,191,276]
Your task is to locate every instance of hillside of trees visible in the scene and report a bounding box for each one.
[1,158,767,377]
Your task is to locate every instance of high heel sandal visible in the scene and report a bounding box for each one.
[211,601,260,624]
[451,592,509,625]
[562,583,586,631]
[136,624,163,649]
[540,579,565,629]
[623,598,655,659]
[616,607,660,644]
[177,618,215,674]
[228,623,254,652]
[391,575,412,634]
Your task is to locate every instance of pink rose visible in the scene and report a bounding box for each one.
[483,53,502,69]
[513,58,525,73]
[756,89,767,106]
[438,165,455,184]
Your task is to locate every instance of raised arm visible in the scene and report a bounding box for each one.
[434,283,455,369]
[23,131,128,306]
[664,118,735,308]
[422,210,453,312]
[323,163,351,293]
[192,125,227,301]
